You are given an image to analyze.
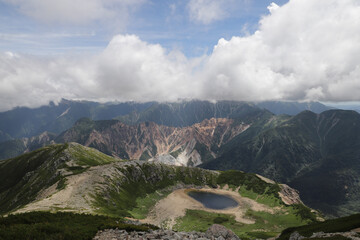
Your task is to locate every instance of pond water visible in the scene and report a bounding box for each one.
[187,190,238,210]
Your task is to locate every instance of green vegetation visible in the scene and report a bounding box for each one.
[302,236,351,240]
[174,210,240,233]
[239,187,282,207]
[213,216,229,224]
[65,165,89,175]
[203,110,360,217]
[0,143,121,215]
[56,178,67,190]
[139,150,151,161]
[129,190,172,219]
[169,148,182,159]
[0,139,26,160]
[278,213,360,240]
[0,144,69,214]
[240,209,310,238]
[92,163,217,218]
[0,142,322,240]
[0,211,157,240]
[194,142,214,162]
[68,143,119,166]
[291,204,318,223]
[217,170,281,199]
[174,207,312,240]
[171,170,317,239]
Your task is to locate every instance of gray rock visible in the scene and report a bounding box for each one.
[289,231,305,240]
[206,224,240,240]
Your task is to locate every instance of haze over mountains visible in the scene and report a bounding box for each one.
[2,0,360,238]
[0,99,359,218]
[0,99,330,143]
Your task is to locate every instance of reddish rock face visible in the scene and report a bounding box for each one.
[60,118,250,165]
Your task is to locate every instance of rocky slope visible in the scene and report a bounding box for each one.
[56,118,249,166]
[0,144,318,239]
[0,99,151,142]
[115,100,271,127]
[0,131,56,160]
[94,224,240,240]
[0,99,331,144]
[202,109,360,217]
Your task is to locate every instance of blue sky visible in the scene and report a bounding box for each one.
[0,0,359,111]
[0,0,288,57]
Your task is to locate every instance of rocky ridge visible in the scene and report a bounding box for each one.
[57,118,249,166]
[289,231,360,240]
[94,224,240,240]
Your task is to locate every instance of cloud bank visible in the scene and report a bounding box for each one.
[1,0,360,111]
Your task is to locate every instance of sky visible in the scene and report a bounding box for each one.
[0,0,359,111]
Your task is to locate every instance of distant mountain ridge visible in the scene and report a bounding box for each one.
[0,99,331,143]
[0,143,319,239]
[56,117,249,166]
[202,109,360,217]
[255,101,331,115]
[0,99,151,141]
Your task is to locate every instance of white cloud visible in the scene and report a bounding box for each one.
[267,2,279,14]
[1,0,146,25]
[197,0,360,102]
[0,35,197,111]
[187,0,234,24]
[1,0,360,111]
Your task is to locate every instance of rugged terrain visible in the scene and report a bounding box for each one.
[0,144,318,239]
[1,104,360,218]
[0,131,56,160]
[0,99,329,143]
[1,101,359,218]
[202,110,360,217]
[56,117,249,166]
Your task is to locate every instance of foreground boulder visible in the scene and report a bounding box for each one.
[93,224,240,240]
[206,224,240,240]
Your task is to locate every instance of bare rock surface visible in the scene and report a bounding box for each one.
[289,231,360,240]
[93,224,241,240]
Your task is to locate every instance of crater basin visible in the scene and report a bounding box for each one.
[187,190,239,210]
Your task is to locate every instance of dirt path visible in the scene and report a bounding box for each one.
[141,187,275,229]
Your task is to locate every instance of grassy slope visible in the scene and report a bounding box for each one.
[278,213,360,240]
[202,110,360,217]
[91,165,318,239]
[91,162,218,217]
[173,171,317,240]
[0,143,320,239]
[0,211,156,240]
[0,143,120,214]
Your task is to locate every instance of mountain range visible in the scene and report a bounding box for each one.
[0,99,330,143]
[202,109,360,217]
[0,143,319,239]
[0,100,358,219]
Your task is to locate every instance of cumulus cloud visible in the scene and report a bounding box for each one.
[0,35,197,111]
[198,0,360,102]
[1,0,360,111]
[187,0,235,24]
[1,0,146,25]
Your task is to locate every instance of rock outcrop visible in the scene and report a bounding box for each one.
[279,184,303,205]
[93,225,240,240]
[289,231,360,240]
[57,118,249,166]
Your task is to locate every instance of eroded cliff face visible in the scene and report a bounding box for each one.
[59,118,249,166]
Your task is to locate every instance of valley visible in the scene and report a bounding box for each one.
[0,143,319,239]
[1,100,360,239]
